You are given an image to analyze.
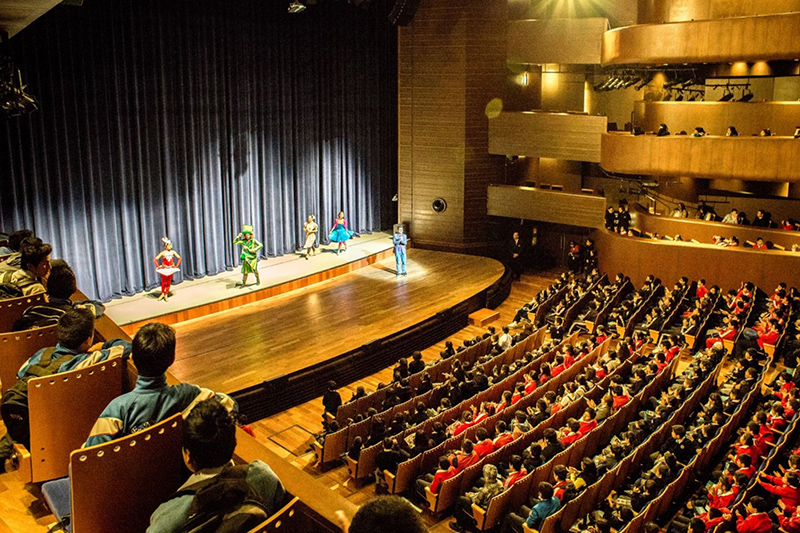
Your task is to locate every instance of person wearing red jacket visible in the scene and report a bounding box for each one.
[493,421,514,448]
[696,279,709,300]
[416,456,457,496]
[729,497,773,533]
[779,501,800,533]
[503,455,527,489]
[708,476,738,510]
[612,386,630,409]
[473,428,495,458]
[578,408,598,436]
[450,440,481,473]
[759,472,800,511]
[452,411,474,437]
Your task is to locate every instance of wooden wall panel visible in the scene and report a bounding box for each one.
[487,185,606,229]
[601,133,800,182]
[633,101,800,138]
[638,0,800,24]
[398,0,507,250]
[594,229,800,291]
[602,11,800,66]
[489,112,608,162]
[508,18,609,65]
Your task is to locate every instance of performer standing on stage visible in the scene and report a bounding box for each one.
[328,211,354,255]
[302,215,318,260]
[393,226,407,276]
[153,237,182,302]
[233,225,263,287]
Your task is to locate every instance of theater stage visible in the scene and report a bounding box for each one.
[167,249,508,419]
[104,231,395,335]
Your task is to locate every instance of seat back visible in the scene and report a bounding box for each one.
[390,453,422,494]
[248,497,304,532]
[321,425,348,463]
[0,293,45,333]
[70,414,186,533]
[0,325,57,394]
[27,357,125,482]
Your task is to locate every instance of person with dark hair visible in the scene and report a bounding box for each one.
[337,495,428,533]
[0,229,34,270]
[728,495,772,533]
[751,210,772,228]
[501,481,560,533]
[85,322,235,447]
[323,381,343,417]
[16,308,130,379]
[1,236,52,296]
[12,259,105,331]
[147,398,284,532]
[656,123,670,136]
[409,351,425,374]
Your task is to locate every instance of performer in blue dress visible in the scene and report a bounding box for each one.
[393,226,407,276]
[328,211,354,255]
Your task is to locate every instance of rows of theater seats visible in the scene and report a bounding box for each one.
[323,272,797,533]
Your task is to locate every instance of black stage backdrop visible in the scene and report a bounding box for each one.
[0,0,397,301]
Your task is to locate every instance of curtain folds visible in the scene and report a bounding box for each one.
[0,0,397,300]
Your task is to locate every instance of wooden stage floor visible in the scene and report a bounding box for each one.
[170,249,505,394]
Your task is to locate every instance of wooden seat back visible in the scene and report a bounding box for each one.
[0,293,45,333]
[248,497,301,532]
[70,414,185,533]
[25,357,125,482]
[387,453,422,494]
[321,425,348,463]
[0,325,57,394]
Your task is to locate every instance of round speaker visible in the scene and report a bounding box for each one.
[432,198,447,213]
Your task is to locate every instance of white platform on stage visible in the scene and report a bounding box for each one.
[104,232,393,326]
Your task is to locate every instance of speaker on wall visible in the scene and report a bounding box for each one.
[388,0,422,26]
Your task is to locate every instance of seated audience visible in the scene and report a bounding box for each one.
[12,259,104,331]
[0,229,33,271]
[337,496,428,533]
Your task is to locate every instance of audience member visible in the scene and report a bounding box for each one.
[146,398,284,532]
[84,322,235,447]
[337,496,428,533]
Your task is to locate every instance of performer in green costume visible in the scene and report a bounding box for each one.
[233,225,263,287]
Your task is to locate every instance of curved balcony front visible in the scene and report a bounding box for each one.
[601,132,800,182]
[602,11,800,66]
[638,0,800,24]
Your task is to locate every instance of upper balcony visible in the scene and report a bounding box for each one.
[601,132,800,181]
[638,0,800,24]
[602,11,800,66]
[508,18,609,65]
[489,111,608,162]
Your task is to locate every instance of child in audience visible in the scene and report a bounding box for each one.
[84,322,235,447]
[147,398,284,532]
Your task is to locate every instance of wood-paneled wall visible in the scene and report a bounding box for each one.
[489,111,607,162]
[487,185,606,228]
[601,133,800,182]
[398,0,507,250]
[508,18,609,65]
[602,11,800,66]
[594,229,800,290]
[638,0,800,24]
[633,101,800,138]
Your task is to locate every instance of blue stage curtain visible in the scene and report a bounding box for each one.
[0,0,397,300]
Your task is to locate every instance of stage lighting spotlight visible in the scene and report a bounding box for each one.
[623,77,639,89]
[662,91,672,101]
[739,87,754,102]
[592,79,607,91]
[675,91,684,101]
[718,87,734,101]
[288,1,306,13]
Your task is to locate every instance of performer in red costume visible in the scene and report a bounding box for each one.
[153,237,182,302]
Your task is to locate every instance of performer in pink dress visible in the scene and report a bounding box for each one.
[153,237,182,301]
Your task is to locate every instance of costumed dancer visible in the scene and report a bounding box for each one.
[233,225,263,287]
[393,226,407,276]
[328,211,354,255]
[153,237,181,302]
[303,215,318,260]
